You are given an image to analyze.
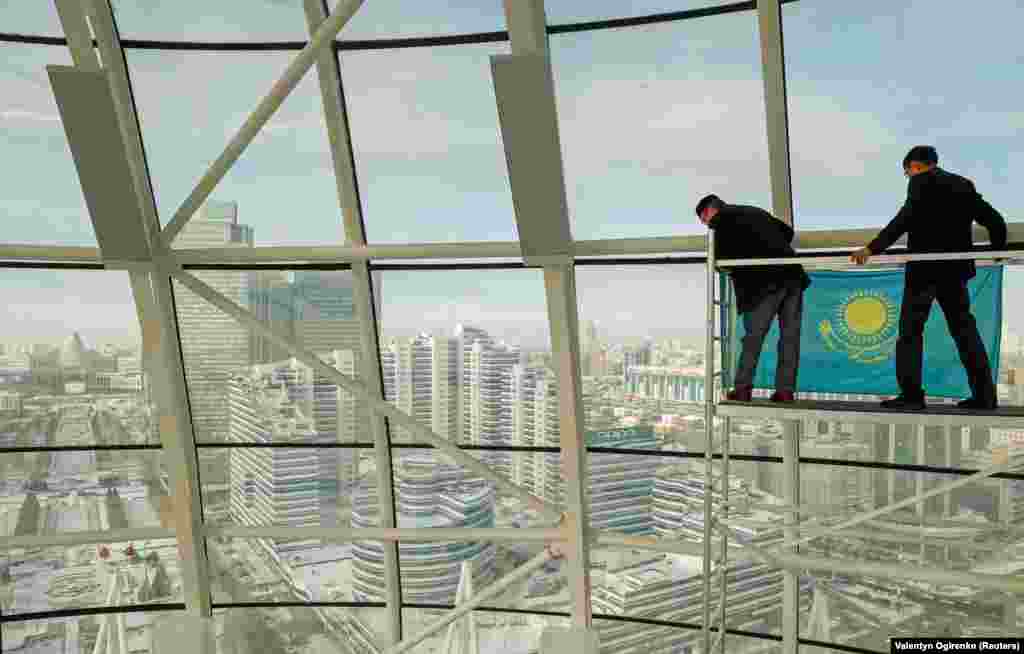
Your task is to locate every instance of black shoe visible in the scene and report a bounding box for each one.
[957,397,998,411]
[880,396,926,410]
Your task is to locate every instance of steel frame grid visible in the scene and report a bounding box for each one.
[2,0,1021,652]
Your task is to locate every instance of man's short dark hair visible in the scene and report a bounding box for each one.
[695,194,724,217]
[903,145,938,168]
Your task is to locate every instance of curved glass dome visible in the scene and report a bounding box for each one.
[3,1,1024,653]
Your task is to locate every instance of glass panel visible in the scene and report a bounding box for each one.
[112,1,312,41]
[0,44,97,245]
[1001,265,1024,408]
[551,14,769,240]
[173,269,375,445]
[386,449,554,528]
[376,269,550,444]
[126,50,345,247]
[589,459,784,637]
[340,1,507,40]
[340,43,518,244]
[784,0,1024,230]
[397,538,555,607]
[547,1,741,25]
[402,608,570,654]
[213,606,389,654]
[384,450,562,607]
[207,536,379,604]
[198,447,374,528]
[592,618,783,654]
[2,538,181,615]
[798,465,1024,647]
[0,450,166,536]
[0,5,63,36]
[576,265,709,450]
[1,612,186,654]
[0,270,157,447]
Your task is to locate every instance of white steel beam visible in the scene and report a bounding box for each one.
[156,221,1024,265]
[80,0,212,617]
[3,224,1023,266]
[81,0,161,244]
[716,402,1024,429]
[130,271,213,615]
[0,245,103,262]
[501,0,591,629]
[302,0,364,246]
[757,0,794,226]
[385,549,554,654]
[0,527,175,549]
[781,420,800,654]
[719,248,1024,269]
[718,416,731,654]
[205,525,564,543]
[302,0,401,644]
[702,228,717,652]
[543,264,593,629]
[160,0,366,248]
[168,266,563,522]
[53,0,100,70]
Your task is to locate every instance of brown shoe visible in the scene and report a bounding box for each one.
[725,386,753,402]
[770,391,795,403]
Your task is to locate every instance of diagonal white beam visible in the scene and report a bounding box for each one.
[384,549,554,654]
[168,266,563,522]
[591,528,1024,594]
[160,0,365,248]
[767,459,1023,553]
[301,0,402,643]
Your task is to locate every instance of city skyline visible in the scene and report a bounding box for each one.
[4,1,1024,652]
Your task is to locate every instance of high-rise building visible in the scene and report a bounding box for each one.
[227,353,361,543]
[382,334,458,442]
[580,320,601,376]
[350,454,498,604]
[454,324,490,441]
[624,365,705,402]
[511,365,561,503]
[622,341,653,384]
[454,325,523,478]
[174,201,253,444]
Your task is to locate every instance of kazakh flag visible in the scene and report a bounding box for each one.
[722,266,1003,397]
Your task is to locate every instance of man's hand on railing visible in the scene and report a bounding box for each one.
[850,247,872,265]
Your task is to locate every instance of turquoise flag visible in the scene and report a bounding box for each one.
[724,266,1003,397]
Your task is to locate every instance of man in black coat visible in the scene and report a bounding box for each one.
[697,195,811,403]
[851,145,1008,410]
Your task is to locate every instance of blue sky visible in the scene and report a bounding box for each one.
[0,0,1021,346]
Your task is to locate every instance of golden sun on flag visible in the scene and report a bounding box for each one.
[843,295,889,335]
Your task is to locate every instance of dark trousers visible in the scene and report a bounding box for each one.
[895,279,996,403]
[736,283,804,393]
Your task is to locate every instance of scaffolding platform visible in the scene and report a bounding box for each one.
[717,399,1024,428]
